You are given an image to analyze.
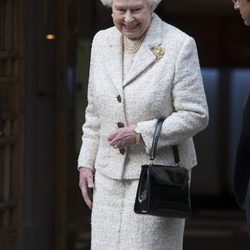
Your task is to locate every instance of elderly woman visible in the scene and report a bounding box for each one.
[78,0,209,249]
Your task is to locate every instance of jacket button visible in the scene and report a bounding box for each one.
[116,95,122,103]
[117,122,125,128]
[119,148,125,155]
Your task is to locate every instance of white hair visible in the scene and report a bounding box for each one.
[100,0,162,10]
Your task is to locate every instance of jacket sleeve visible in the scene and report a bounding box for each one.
[234,92,250,208]
[77,33,101,170]
[136,37,209,152]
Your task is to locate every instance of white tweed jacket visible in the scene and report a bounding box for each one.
[78,14,209,180]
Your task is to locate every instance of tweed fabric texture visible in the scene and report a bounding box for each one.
[91,171,185,250]
[77,13,209,180]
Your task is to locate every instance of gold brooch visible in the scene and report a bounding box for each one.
[151,45,164,60]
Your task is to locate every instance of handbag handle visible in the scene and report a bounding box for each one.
[149,118,180,165]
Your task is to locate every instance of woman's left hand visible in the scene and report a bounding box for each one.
[108,124,137,148]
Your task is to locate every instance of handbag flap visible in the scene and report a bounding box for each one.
[146,164,189,188]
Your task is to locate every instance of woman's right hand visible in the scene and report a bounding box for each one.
[79,167,95,209]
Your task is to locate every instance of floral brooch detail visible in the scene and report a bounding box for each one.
[151,45,165,60]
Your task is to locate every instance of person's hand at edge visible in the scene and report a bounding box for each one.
[79,167,95,209]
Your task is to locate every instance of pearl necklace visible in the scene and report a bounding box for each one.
[123,36,144,54]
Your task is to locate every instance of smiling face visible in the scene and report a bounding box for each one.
[233,0,250,26]
[112,0,153,40]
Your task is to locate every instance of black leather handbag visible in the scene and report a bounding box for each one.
[134,118,191,218]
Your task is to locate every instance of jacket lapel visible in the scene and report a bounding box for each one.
[104,28,124,93]
[123,43,156,87]
[123,14,163,87]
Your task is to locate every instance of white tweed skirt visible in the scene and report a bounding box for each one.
[91,171,185,250]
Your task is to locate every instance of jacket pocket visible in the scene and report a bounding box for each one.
[95,138,111,168]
